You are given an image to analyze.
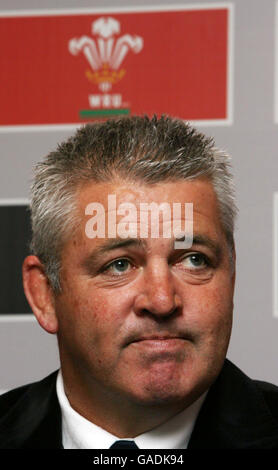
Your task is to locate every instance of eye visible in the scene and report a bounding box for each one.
[103,258,132,275]
[180,253,210,270]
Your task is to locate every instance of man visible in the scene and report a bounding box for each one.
[0,115,278,449]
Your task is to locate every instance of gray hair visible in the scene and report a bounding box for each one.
[30,115,237,292]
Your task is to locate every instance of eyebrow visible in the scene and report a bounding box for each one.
[96,237,146,253]
[82,234,222,272]
[190,235,222,258]
[82,238,146,271]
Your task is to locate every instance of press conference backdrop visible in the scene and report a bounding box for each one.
[0,0,278,393]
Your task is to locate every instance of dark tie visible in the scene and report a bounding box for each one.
[110,440,139,449]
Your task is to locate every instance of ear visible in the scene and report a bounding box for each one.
[22,255,58,334]
[231,244,236,290]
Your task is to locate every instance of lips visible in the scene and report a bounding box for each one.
[132,335,184,343]
[127,336,188,356]
[125,333,189,351]
[123,329,193,349]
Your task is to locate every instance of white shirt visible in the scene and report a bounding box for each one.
[56,370,207,449]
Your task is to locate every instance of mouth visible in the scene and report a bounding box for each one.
[132,335,185,343]
[127,335,188,352]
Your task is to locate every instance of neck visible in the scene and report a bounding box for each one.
[61,365,196,438]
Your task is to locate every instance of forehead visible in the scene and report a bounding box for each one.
[73,178,224,243]
[57,178,230,268]
[77,178,218,214]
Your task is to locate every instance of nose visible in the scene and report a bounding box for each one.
[133,261,182,318]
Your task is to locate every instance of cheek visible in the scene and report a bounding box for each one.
[85,285,134,324]
[58,284,135,345]
[199,288,233,357]
[183,281,233,334]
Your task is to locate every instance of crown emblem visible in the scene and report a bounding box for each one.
[69,17,143,92]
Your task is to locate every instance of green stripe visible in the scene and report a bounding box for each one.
[80,109,130,118]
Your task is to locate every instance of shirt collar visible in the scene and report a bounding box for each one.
[56,369,207,449]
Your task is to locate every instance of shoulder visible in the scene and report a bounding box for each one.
[0,371,61,449]
[0,383,31,413]
[220,359,278,416]
[189,359,278,449]
[0,371,58,414]
[254,379,278,421]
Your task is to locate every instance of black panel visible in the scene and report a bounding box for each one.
[0,205,32,314]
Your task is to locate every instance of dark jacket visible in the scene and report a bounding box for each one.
[0,359,278,449]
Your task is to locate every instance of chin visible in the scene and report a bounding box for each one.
[127,381,202,410]
[129,356,220,408]
[126,367,202,407]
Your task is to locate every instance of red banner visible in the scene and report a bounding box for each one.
[0,6,232,129]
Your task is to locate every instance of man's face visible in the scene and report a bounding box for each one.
[54,178,235,408]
